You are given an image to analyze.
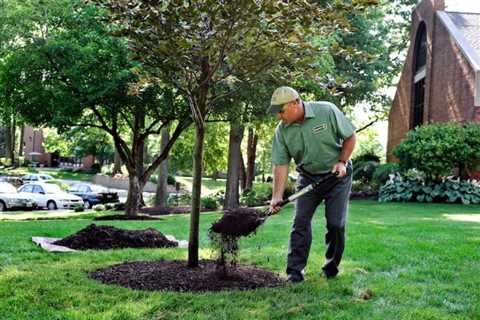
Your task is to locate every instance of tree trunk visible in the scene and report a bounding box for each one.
[188,124,205,268]
[10,118,16,166]
[18,125,24,162]
[155,126,170,207]
[5,119,13,166]
[125,173,143,216]
[113,150,122,175]
[224,121,245,209]
[239,154,246,192]
[245,128,258,191]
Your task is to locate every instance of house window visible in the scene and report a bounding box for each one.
[412,23,427,129]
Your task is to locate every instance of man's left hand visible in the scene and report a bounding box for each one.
[331,162,347,178]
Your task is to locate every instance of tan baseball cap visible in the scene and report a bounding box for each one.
[269,86,300,113]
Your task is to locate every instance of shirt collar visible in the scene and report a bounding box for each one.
[281,101,314,128]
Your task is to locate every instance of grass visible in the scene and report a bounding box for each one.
[1,201,480,319]
[0,167,94,182]
[175,176,227,196]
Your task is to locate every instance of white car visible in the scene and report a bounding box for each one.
[0,182,37,211]
[21,174,55,183]
[18,183,83,210]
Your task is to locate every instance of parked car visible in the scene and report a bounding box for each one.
[68,183,119,209]
[18,183,83,210]
[21,174,55,183]
[0,182,37,211]
[0,176,24,188]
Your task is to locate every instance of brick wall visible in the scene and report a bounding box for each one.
[387,0,478,161]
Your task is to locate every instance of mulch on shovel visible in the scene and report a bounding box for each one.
[54,224,177,250]
[89,259,284,292]
[210,208,264,237]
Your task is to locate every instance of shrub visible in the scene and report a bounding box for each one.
[393,122,480,178]
[104,203,114,210]
[240,189,260,207]
[372,163,400,187]
[240,183,273,207]
[90,163,102,174]
[167,175,176,185]
[73,205,84,212]
[352,152,381,163]
[201,196,219,210]
[352,160,379,183]
[149,175,158,184]
[93,204,106,211]
[379,170,480,204]
[212,190,225,205]
[167,193,192,207]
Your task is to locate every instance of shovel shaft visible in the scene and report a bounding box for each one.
[265,171,339,217]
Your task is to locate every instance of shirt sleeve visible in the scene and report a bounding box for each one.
[271,126,291,166]
[328,103,356,139]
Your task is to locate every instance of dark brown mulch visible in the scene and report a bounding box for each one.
[93,214,162,221]
[140,206,210,215]
[53,224,177,250]
[89,259,285,292]
[211,208,265,237]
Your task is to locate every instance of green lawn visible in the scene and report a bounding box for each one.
[0,167,94,182]
[1,201,479,319]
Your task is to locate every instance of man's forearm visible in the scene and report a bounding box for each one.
[339,133,356,162]
[272,165,289,199]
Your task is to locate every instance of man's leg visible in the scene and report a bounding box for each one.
[322,173,352,278]
[286,175,322,280]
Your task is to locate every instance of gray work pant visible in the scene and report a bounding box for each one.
[286,168,352,277]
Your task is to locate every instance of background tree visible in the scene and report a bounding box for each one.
[0,0,192,215]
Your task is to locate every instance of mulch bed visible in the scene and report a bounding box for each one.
[89,259,285,292]
[53,224,177,250]
[140,206,211,215]
[93,214,162,221]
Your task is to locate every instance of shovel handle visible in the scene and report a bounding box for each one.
[266,171,342,216]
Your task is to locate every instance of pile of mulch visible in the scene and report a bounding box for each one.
[93,214,162,221]
[210,208,264,237]
[89,259,284,292]
[140,206,210,215]
[53,224,177,250]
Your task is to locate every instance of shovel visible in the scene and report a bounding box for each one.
[211,167,349,237]
[258,170,341,224]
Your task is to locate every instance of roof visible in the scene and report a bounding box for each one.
[437,11,480,106]
[447,12,480,58]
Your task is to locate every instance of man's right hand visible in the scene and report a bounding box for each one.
[269,197,283,215]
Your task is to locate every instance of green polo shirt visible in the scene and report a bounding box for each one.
[271,101,356,174]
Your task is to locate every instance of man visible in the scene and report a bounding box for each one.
[269,86,356,282]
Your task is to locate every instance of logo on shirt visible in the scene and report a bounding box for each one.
[312,123,327,134]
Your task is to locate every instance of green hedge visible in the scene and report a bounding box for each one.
[393,122,480,178]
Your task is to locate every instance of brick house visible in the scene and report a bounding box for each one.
[387,0,480,162]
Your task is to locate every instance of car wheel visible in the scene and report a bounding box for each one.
[47,201,57,210]
[0,201,6,212]
[83,200,92,209]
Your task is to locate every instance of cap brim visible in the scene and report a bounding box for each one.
[268,105,283,113]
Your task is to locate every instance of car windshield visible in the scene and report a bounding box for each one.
[40,175,53,180]
[42,184,63,194]
[0,182,17,193]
